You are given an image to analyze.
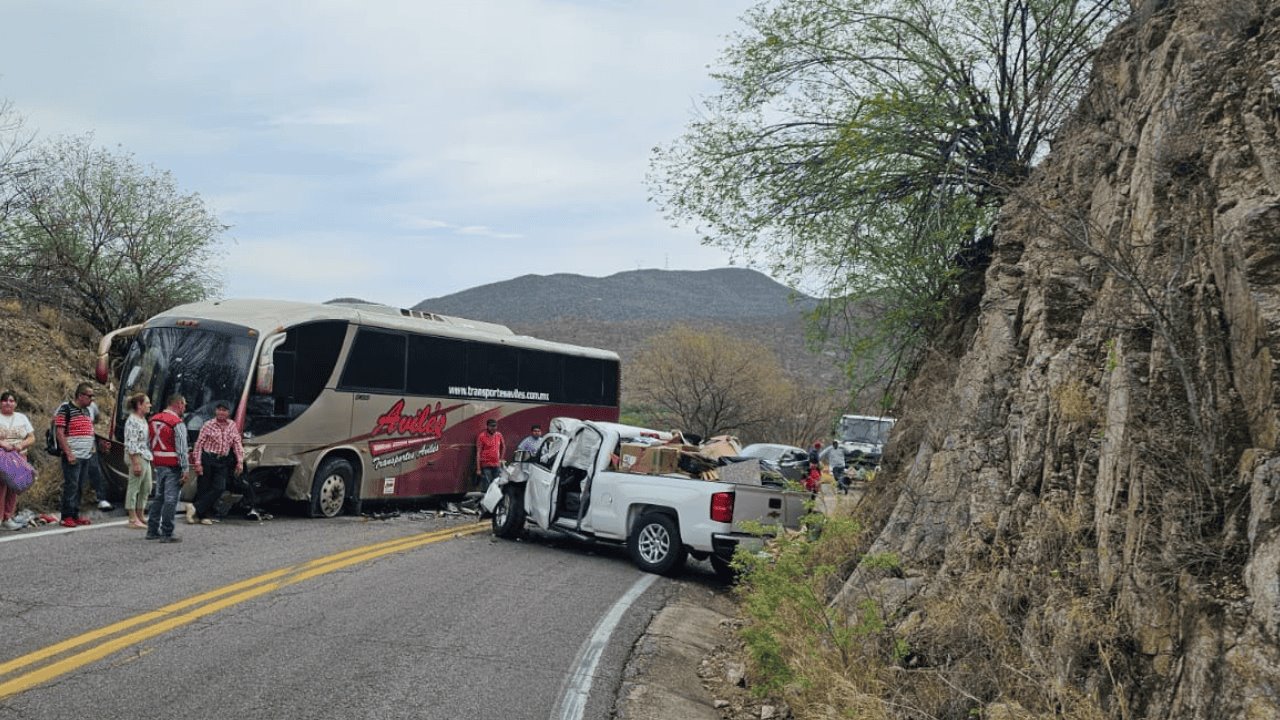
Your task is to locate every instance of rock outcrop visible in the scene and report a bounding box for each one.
[847,1,1280,716]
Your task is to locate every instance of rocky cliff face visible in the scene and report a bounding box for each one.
[847,1,1280,717]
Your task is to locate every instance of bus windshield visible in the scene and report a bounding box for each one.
[115,326,257,439]
[838,417,893,446]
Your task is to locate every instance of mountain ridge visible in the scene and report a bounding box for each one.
[413,267,816,324]
[405,267,845,391]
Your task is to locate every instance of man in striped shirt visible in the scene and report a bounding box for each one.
[189,401,244,525]
[53,383,99,527]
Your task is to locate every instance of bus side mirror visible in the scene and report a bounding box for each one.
[95,323,144,384]
[255,332,288,395]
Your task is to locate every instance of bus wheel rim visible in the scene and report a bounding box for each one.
[319,474,345,516]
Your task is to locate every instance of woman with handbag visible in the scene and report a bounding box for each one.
[122,392,154,529]
[0,390,36,530]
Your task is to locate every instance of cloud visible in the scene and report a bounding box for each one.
[398,217,451,231]
[455,226,524,240]
[0,0,759,304]
[396,216,523,239]
[225,235,384,288]
[264,109,375,127]
[202,173,336,218]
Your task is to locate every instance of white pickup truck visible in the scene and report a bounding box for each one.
[480,418,807,576]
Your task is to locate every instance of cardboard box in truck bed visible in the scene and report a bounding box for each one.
[618,444,683,475]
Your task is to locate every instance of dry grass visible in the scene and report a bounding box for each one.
[732,494,1121,720]
[0,299,105,512]
[1052,380,1096,425]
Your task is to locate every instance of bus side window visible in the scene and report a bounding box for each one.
[245,321,346,434]
[290,321,346,404]
[339,328,406,393]
[517,348,563,402]
[408,335,467,395]
[564,356,619,406]
[467,343,517,390]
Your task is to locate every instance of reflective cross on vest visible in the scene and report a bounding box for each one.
[150,411,182,467]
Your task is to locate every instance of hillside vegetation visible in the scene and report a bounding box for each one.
[726,2,1280,718]
[0,299,107,509]
[414,267,817,322]
[413,267,850,401]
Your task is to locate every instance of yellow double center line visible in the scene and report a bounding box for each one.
[0,523,489,699]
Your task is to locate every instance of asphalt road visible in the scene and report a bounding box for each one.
[0,510,693,720]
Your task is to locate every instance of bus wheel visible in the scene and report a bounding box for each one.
[492,484,526,539]
[310,458,353,518]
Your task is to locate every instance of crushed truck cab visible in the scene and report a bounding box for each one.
[480,418,808,576]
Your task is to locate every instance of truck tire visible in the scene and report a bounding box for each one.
[310,457,353,518]
[628,512,687,576]
[492,484,526,539]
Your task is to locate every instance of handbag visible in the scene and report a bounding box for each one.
[0,449,36,494]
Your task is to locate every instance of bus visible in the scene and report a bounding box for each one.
[94,299,621,517]
[834,414,896,469]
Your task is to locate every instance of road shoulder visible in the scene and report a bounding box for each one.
[614,580,731,720]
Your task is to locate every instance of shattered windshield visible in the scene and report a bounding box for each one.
[838,418,894,445]
[114,326,257,441]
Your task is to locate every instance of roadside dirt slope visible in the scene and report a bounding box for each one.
[0,299,105,509]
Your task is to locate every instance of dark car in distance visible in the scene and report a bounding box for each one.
[736,443,811,484]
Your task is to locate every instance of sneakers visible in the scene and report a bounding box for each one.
[159,536,182,543]
[1,519,21,530]
[97,499,113,511]
[200,518,213,525]
[185,503,197,525]
[144,533,160,540]
[246,509,261,521]
[76,518,92,526]
[60,517,78,528]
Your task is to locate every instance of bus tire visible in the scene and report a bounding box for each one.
[628,512,686,576]
[310,457,353,519]
[492,484,526,539]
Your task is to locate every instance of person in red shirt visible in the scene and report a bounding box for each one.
[474,418,506,492]
[805,441,823,495]
[54,383,101,527]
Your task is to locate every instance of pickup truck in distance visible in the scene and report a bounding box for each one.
[480,418,807,576]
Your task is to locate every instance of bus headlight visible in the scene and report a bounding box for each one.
[244,445,263,469]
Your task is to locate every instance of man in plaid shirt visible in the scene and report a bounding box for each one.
[188,401,244,525]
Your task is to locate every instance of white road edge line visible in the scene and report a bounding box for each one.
[552,573,659,720]
[0,519,130,543]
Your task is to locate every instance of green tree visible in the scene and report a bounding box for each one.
[651,0,1124,389]
[0,100,33,237]
[2,135,227,333]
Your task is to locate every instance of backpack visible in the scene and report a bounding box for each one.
[44,403,73,457]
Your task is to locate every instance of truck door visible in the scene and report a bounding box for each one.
[553,426,604,528]
[524,433,568,528]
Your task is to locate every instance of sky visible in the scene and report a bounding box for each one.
[0,0,760,308]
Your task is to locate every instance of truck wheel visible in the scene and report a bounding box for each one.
[628,512,687,576]
[310,457,353,518]
[492,484,526,539]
